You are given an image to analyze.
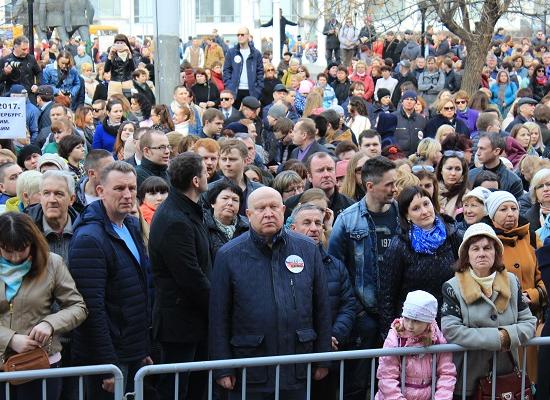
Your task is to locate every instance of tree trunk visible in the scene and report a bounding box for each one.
[460,37,492,96]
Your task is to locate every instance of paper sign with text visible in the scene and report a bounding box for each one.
[0,97,26,139]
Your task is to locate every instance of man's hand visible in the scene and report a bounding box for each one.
[331,336,339,351]
[313,367,329,381]
[3,64,12,75]
[31,85,38,93]
[102,377,115,393]
[217,375,236,390]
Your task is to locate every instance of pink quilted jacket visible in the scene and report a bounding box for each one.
[375,318,457,400]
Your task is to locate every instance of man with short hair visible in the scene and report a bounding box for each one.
[418,56,445,104]
[284,152,354,219]
[290,118,329,162]
[205,139,263,215]
[505,97,537,132]
[194,138,221,183]
[219,90,241,126]
[124,127,148,167]
[0,35,42,98]
[74,149,114,211]
[69,161,152,398]
[223,27,264,107]
[27,170,78,263]
[358,130,382,158]
[92,99,107,125]
[35,103,68,149]
[234,132,258,166]
[170,85,202,135]
[328,156,399,400]
[199,108,224,139]
[36,85,55,132]
[0,162,23,205]
[468,132,523,199]
[393,90,426,156]
[149,153,211,400]
[136,130,170,188]
[210,187,331,399]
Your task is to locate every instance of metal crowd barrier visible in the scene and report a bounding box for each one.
[0,364,123,400]
[133,336,550,400]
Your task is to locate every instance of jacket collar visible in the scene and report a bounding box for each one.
[249,226,287,249]
[140,157,168,174]
[456,269,511,313]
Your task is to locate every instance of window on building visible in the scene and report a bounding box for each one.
[196,0,239,23]
[90,0,121,18]
[134,0,153,23]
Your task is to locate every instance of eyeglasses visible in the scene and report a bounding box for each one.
[412,165,435,173]
[237,33,247,37]
[455,100,467,104]
[92,108,103,112]
[149,145,172,151]
[442,106,455,111]
[283,185,305,194]
[443,150,464,158]
[266,69,275,72]
[535,182,550,190]
[220,97,232,101]
[537,70,545,73]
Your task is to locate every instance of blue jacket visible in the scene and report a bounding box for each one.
[68,201,151,364]
[92,119,118,152]
[319,247,356,343]
[223,43,264,99]
[26,100,40,142]
[209,228,331,392]
[490,82,518,108]
[41,64,81,98]
[328,198,398,314]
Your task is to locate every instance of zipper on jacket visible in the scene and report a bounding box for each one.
[9,302,13,329]
[290,278,297,309]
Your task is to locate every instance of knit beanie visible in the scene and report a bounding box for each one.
[17,145,42,169]
[377,88,391,100]
[402,290,438,323]
[485,190,518,220]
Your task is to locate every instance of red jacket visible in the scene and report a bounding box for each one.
[350,72,375,101]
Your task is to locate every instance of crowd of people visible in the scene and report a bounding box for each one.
[0,17,548,400]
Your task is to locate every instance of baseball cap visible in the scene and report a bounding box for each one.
[273,84,288,93]
[36,85,54,97]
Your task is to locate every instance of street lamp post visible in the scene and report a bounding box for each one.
[419,1,428,57]
[27,0,34,50]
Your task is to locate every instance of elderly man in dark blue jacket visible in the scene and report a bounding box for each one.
[69,161,152,398]
[210,187,332,399]
[223,27,264,108]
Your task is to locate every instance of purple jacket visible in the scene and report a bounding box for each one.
[456,108,479,135]
[375,318,457,400]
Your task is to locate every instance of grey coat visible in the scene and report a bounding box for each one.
[441,270,536,396]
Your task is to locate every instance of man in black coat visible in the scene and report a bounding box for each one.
[0,35,42,100]
[382,32,400,66]
[289,118,329,162]
[135,130,170,188]
[261,8,298,57]
[149,152,211,400]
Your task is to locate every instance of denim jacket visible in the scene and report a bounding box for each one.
[328,198,394,314]
[41,64,81,98]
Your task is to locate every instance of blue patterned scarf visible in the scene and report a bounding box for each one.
[537,212,550,243]
[409,216,447,255]
[0,257,31,302]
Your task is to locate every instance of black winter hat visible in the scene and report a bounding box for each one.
[17,144,41,169]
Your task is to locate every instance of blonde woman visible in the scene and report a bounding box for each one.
[303,88,324,117]
[340,152,368,201]
[435,124,455,144]
[409,138,442,168]
[394,169,420,198]
[80,62,97,105]
[524,121,545,156]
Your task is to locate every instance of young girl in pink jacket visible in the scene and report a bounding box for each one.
[376,290,457,400]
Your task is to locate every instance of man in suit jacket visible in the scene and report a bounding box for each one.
[36,85,55,133]
[219,89,241,126]
[149,152,211,400]
[290,118,329,162]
